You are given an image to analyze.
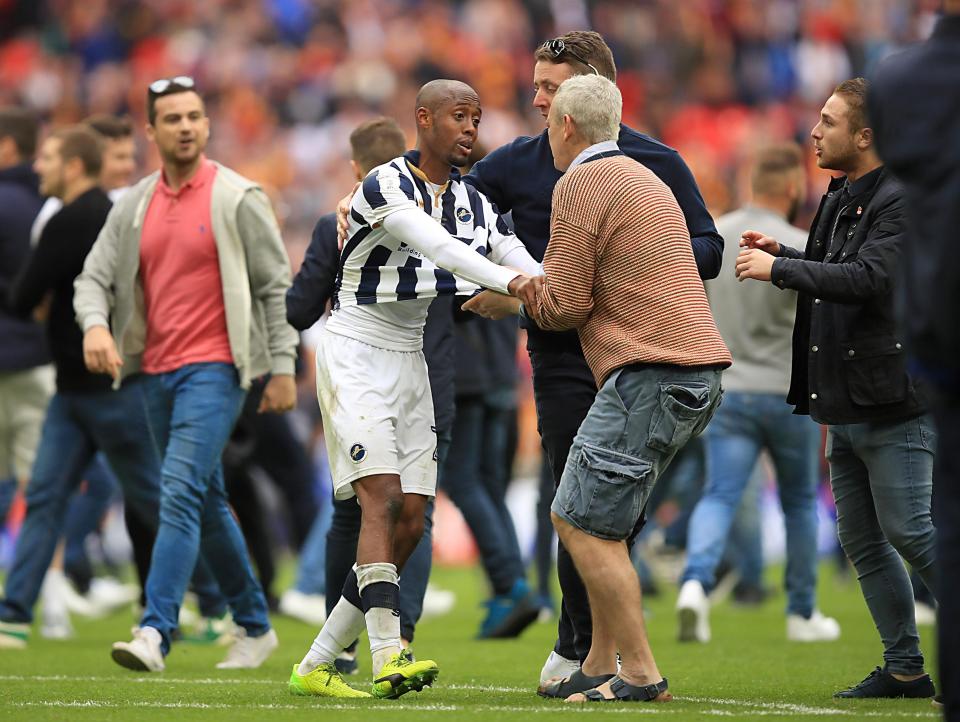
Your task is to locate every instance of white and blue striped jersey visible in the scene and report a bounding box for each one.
[326,150,536,351]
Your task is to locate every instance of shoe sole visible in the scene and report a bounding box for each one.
[111,647,161,672]
[677,607,701,642]
[373,668,439,699]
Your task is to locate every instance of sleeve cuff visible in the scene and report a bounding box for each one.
[82,314,110,332]
[270,354,296,377]
[771,257,789,289]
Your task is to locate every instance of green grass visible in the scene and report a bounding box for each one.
[0,562,941,721]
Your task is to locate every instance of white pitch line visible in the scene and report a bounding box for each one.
[1,677,939,718]
[7,700,939,718]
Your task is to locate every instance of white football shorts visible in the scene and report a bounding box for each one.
[315,328,437,500]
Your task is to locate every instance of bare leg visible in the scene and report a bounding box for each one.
[353,473,404,564]
[553,513,666,701]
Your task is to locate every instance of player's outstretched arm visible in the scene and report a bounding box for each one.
[382,208,524,295]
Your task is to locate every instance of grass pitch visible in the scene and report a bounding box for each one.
[0,563,940,721]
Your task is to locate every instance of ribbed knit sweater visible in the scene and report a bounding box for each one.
[535,154,731,386]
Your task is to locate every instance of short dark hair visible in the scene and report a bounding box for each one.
[349,118,407,175]
[0,107,39,159]
[147,78,200,125]
[534,31,617,82]
[750,143,804,196]
[83,114,133,140]
[50,126,103,179]
[833,77,869,133]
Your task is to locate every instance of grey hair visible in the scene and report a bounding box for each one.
[550,75,621,144]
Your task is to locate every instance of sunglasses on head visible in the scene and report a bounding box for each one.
[541,39,599,76]
[148,75,195,95]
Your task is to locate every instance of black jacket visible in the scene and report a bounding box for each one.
[772,168,925,425]
[286,212,455,433]
[8,187,113,393]
[869,14,960,395]
[0,162,49,370]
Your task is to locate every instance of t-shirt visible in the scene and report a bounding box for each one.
[139,158,234,373]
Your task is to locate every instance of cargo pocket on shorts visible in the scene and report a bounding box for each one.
[647,381,712,454]
[566,443,653,540]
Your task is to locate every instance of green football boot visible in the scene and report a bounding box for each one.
[371,652,439,699]
[288,663,371,698]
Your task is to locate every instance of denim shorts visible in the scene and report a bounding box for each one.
[552,363,723,541]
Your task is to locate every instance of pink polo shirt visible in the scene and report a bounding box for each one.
[139,157,234,374]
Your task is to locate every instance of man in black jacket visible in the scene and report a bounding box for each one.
[0,108,51,524]
[870,4,960,715]
[0,126,163,649]
[737,78,937,700]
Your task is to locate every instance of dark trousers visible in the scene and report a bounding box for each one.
[440,391,523,595]
[933,398,959,721]
[530,348,598,662]
[224,378,318,602]
[325,431,451,643]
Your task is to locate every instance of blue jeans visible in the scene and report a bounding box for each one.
[440,389,523,596]
[63,455,119,592]
[293,448,334,596]
[0,381,160,624]
[682,391,821,617]
[828,414,938,675]
[139,363,270,654]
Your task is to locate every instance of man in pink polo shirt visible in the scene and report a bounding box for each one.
[75,77,299,672]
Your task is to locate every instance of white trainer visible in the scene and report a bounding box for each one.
[40,573,73,640]
[786,610,841,642]
[111,626,165,671]
[677,579,711,643]
[421,584,456,619]
[539,649,580,686]
[915,601,937,627]
[0,620,29,649]
[278,589,327,627]
[86,577,140,614]
[216,628,278,669]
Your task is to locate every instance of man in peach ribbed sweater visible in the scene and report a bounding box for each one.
[516,75,731,703]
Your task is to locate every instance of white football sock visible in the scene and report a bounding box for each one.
[297,596,366,675]
[356,562,401,676]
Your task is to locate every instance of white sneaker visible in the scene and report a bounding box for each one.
[216,628,278,669]
[40,573,74,640]
[43,569,103,619]
[786,610,841,642]
[539,649,580,686]
[677,579,711,642]
[278,589,327,626]
[915,602,937,626]
[111,626,165,671]
[421,584,455,619]
[86,577,140,614]
[0,620,29,649]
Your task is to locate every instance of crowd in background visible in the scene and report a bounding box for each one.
[0,0,944,257]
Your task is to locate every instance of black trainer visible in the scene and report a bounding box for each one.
[834,667,935,699]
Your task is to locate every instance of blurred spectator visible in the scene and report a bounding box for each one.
[677,143,839,644]
[0,1,942,255]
